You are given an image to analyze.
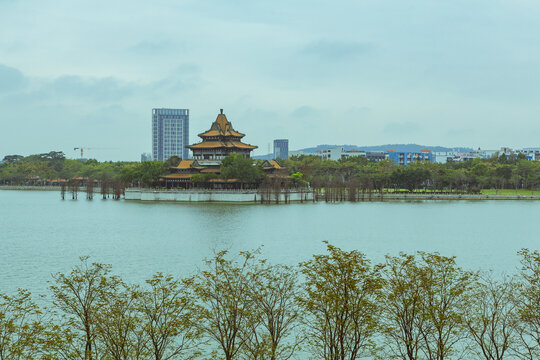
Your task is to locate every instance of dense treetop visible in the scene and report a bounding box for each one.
[2,151,540,191]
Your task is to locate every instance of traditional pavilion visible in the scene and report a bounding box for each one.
[162,109,284,188]
[188,109,257,160]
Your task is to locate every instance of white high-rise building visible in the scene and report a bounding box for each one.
[152,108,189,161]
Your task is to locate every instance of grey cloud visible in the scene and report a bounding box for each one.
[0,64,202,108]
[343,106,371,118]
[383,121,421,134]
[149,64,202,94]
[446,127,477,137]
[302,40,372,61]
[291,106,318,118]
[128,40,184,55]
[0,64,26,93]
[50,76,133,101]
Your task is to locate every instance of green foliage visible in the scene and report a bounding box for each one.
[193,250,259,359]
[1,248,540,359]
[290,172,306,187]
[139,273,201,360]
[380,252,476,360]
[190,173,218,184]
[299,243,382,359]
[164,155,182,169]
[0,152,152,186]
[465,274,520,360]
[3,150,540,192]
[119,161,166,187]
[220,153,265,185]
[282,154,540,193]
[514,249,540,359]
[0,289,43,359]
[49,257,116,360]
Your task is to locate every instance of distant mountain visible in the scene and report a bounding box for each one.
[253,154,275,160]
[253,144,474,160]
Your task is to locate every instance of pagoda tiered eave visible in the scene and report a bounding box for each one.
[198,129,246,138]
[187,141,258,150]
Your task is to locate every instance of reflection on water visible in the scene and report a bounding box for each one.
[1,190,539,295]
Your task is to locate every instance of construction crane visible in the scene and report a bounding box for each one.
[73,147,117,160]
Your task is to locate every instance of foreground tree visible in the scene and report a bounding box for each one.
[418,252,475,360]
[0,289,43,359]
[380,252,474,360]
[514,249,540,360]
[95,282,147,360]
[465,274,519,360]
[49,257,115,360]
[244,262,302,360]
[380,254,426,360]
[139,273,201,360]
[192,250,259,360]
[298,243,382,360]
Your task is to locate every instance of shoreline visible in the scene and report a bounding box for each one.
[2,186,540,201]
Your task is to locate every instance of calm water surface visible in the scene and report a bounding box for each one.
[1,190,539,295]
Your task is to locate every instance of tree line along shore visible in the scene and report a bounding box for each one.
[1,246,539,360]
[2,151,540,196]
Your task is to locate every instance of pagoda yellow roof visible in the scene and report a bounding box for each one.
[188,141,257,150]
[174,160,194,169]
[200,129,245,137]
[162,173,193,179]
[198,112,246,138]
[262,160,284,169]
[209,178,238,183]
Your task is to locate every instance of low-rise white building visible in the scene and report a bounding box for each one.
[316,147,368,161]
[520,148,540,161]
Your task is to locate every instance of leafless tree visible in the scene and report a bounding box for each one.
[101,176,109,199]
[86,179,94,200]
[68,179,79,200]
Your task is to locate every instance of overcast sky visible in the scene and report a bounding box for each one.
[1,0,540,161]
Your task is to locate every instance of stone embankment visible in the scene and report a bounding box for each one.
[2,186,540,202]
[125,188,314,203]
[374,193,540,201]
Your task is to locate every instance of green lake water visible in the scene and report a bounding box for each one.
[1,190,539,295]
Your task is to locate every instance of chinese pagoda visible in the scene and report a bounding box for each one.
[188,109,257,160]
[162,109,283,188]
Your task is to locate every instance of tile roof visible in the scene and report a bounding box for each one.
[268,160,282,169]
[174,160,194,169]
[198,113,246,138]
[187,141,257,150]
[199,129,245,137]
[162,174,193,179]
[261,160,283,169]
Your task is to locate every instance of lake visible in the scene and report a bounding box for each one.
[1,190,539,295]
